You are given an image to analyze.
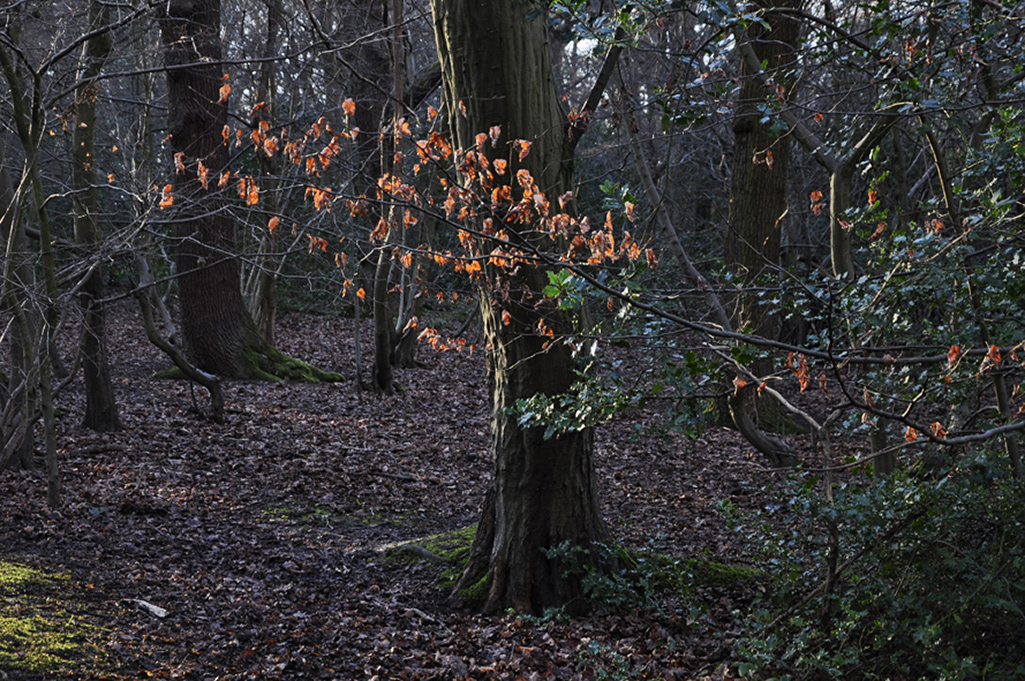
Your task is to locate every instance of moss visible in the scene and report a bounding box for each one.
[245,348,345,383]
[682,558,764,587]
[644,553,765,591]
[0,562,66,587]
[258,501,414,532]
[380,524,480,594]
[0,560,113,677]
[419,524,477,564]
[457,573,489,606]
[154,348,344,383]
[152,366,185,380]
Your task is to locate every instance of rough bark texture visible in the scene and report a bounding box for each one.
[432,0,610,614]
[73,0,121,431]
[159,0,270,378]
[724,0,800,438]
[726,0,799,336]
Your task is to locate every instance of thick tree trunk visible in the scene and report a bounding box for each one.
[727,0,799,336]
[724,0,800,437]
[432,0,610,614]
[159,0,271,377]
[73,0,121,431]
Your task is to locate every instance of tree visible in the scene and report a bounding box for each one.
[726,0,799,337]
[72,0,121,432]
[158,0,340,381]
[431,0,612,614]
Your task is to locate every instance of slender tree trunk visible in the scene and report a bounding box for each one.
[432,0,611,614]
[0,144,38,472]
[248,0,283,347]
[73,0,121,431]
[0,17,61,487]
[159,0,270,377]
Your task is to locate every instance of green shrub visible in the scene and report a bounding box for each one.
[736,451,1025,680]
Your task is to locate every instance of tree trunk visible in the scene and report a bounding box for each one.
[0,143,38,472]
[724,0,800,437]
[727,0,799,336]
[73,0,121,431]
[159,0,273,378]
[246,0,283,347]
[432,0,611,614]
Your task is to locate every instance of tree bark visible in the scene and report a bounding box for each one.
[432,0,611,614]
[73,0,121,431]
[159,0,274,378]
[247,0,283,347]
[727,0,799,336]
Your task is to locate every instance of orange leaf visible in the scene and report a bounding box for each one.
[809,190,824,216]
[645,248,658,270]
[158,184,173,209]
[493,158,507,175]
[306,234,328,253]
[197,161,210,189]
[501,309,511,326]
[268,216,279,234]
[947,344,963,367]
[217,80,231,105]
[930,422,947,438]
[174,151,186,174]
[905,426,919,442]
[732,376,747,395]
[987,344,1002,366]
[356,287,365,300]
[342,98,356,115]
[514,139,532,161]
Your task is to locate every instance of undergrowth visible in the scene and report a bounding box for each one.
[732,450,1025,680]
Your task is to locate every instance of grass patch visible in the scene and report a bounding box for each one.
[0,559,113,678]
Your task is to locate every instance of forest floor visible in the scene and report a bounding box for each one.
[0,296,836,680]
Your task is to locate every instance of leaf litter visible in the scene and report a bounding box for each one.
[0,298,798,679]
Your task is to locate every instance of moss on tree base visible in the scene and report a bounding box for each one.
[154,348,344,383]
[380,525,488,606]
[244,348,344,382]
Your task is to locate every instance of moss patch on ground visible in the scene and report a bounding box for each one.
[257,499,415,534]
[380,524,478,589]
[0,559,114,678]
